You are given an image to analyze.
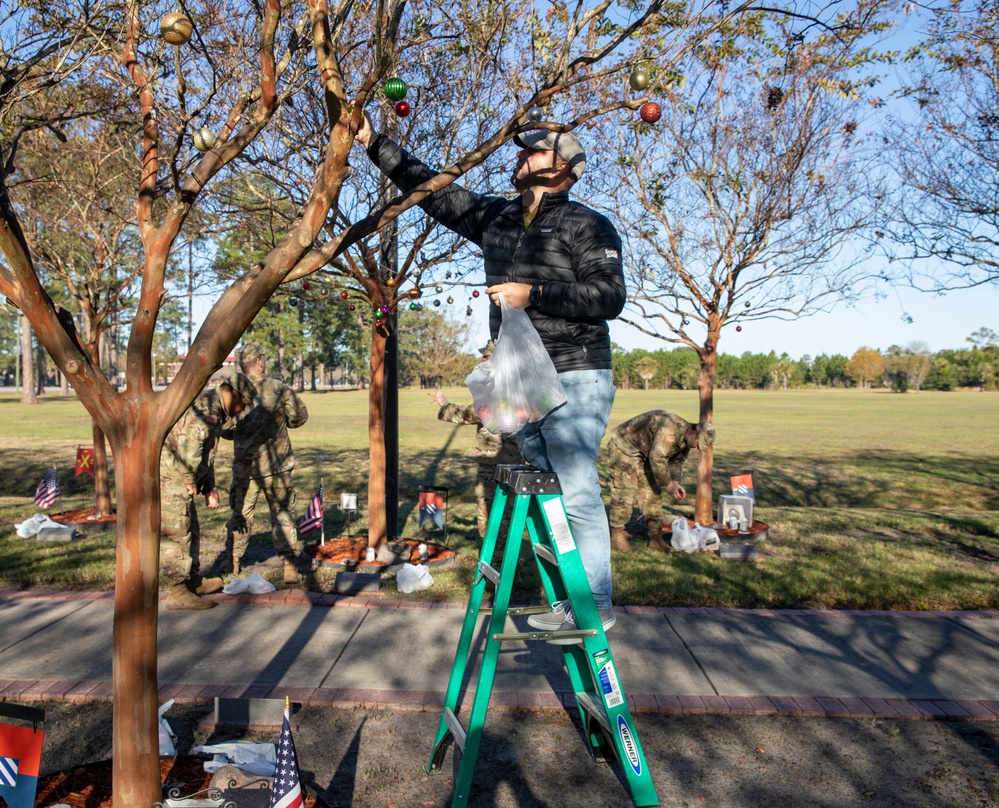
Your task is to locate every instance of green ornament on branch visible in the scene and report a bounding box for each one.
[384,77,408,101]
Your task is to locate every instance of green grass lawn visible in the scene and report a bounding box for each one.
[1,387,996,610]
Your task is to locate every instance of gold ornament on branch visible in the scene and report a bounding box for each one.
[160,12,193,45]
[192,126,216,151]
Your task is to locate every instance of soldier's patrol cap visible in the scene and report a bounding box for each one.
[697,422,716,451]
[224,372,257,403]
[237,341,265,368]
[478,340,496,358]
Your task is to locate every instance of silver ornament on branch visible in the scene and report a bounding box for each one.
[160,12,193,45]
[526,106,544,123]
[192,126,216,151]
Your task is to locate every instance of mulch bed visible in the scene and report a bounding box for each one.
[50,507,117,536]
[665,518,770,542]
[34,756,327,807]
[51,507,117,526]
[305,536,455,568]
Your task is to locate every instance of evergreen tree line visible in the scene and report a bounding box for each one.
[4,305,997,395]
[612,328,999,393]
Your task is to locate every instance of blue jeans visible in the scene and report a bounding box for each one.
[518,369,616,609]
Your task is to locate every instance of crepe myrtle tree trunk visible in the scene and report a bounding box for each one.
[367,323,389,549]
[694,326,720,525]
[111,423,164,808]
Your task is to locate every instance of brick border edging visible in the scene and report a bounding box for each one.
[2,680,998,723]
[2,589,998,619]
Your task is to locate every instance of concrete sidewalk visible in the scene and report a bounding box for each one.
[1,589,998,722]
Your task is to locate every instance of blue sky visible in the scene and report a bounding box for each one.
[453,280,998,360]
[608,283,998,359]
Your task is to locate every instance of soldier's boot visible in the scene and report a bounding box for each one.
[193,576,224,595]
[218,541,236,575]
[282,556,303,585]
[611,528,633,553]
[165,583,215,610]
[647,522,670,552]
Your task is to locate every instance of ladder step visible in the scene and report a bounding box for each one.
[443,707,467,753]
[491,629,598,643]
[576,691,610,733]
[479,605,553,616]
[533,544,558,566]
[474,560,500,587]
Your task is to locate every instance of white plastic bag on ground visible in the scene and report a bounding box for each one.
[672,518,721,553]
[692,525,721,551]
[15,513,49,538]
[222,572,277,595]
[670,517,698,553]
[397,563,434,594]
[193,742,276,775]
[158,699,177,756]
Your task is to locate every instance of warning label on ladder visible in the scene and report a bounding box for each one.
[542,498,576,555]
[593,649,624,708]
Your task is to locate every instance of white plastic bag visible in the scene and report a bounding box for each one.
[158,699,177,756]
[396,563,434,594]
[672,519,721,553]
[222,572,277,595]
[14,513,63,538]
[193,742,277,775]
[692,525,721,552]
[670,517,698,554]
[465,295,566,434]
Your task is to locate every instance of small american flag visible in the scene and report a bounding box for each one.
[33,468,59,509]
[298,483,323,535]
[269,709,304,808]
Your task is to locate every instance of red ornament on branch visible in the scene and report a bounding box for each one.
[639,101,662,123]
[395,101,411,117]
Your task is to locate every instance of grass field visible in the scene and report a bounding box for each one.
[1,387,996,609]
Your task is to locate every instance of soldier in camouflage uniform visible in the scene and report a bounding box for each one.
[607,410,715,552]
[161,372,257,610]
[430,342,522,538]
[224,342,310,584]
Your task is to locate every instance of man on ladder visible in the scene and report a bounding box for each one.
[355,119,624,640]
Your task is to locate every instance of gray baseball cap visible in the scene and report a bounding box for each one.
[513,130,586,180]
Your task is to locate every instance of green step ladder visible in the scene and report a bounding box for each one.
[428,464,660,807]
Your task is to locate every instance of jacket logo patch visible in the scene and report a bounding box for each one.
[540,227,554,233]
[605,248,619,259]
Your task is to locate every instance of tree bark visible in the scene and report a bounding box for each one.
[695,336,718,525]
[93,422,113,516]
[19,314,37,404]
[367,325,388,549]
[111,422,163,808]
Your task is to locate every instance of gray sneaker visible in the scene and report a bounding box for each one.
[526,601,616,645]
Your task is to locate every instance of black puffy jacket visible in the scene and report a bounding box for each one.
[367,134,626,373]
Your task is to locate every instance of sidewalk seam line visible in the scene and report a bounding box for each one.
[315,607,370,690]
[663,612,720,696]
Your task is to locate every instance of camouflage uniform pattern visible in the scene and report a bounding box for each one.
[438,402,522,538]
[607,410,695,538]
[225,375,309,562]
[160,387,233,585]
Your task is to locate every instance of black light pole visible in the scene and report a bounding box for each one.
[381,225,400,539]
[380,108,401,539]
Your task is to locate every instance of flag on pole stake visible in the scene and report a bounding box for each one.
[0,722,44,808]
[730,473,754,500]
[75,447,95,478]
[33,468,60,509]
[298,483,323,538]
[269,700,304,808]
